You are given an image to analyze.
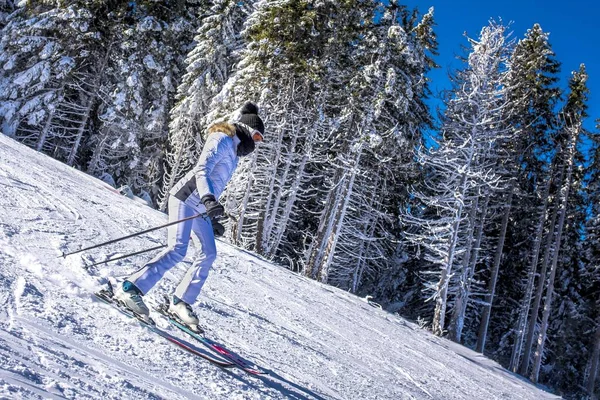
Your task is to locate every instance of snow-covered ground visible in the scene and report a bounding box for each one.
[0,134,559,400]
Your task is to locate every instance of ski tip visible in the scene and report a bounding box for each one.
[251,369,270,376]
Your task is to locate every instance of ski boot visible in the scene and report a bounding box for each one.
[112,280,151,320]
[159,295,205,334]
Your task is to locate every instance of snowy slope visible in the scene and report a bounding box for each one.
[0,134,559,400]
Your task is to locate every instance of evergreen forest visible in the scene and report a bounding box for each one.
[1,1,598,398]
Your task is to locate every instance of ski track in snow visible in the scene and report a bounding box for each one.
[0,134,561,399]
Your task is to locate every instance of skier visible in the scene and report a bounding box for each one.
[112,102,265,331]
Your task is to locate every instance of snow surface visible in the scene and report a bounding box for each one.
[0,134,560,400]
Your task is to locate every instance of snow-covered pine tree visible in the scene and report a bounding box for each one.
[0,0,15,29]
[1,1,206,199]
[276,1,376,279]
[158,0,251,210]
[441,21,514,341]
[586,238,600,397]
[216,0,368,263]
[475,23,562,357]
[0,1,104,163]
[529,64,590,383]
[403,20,512,337]
[352,5,438,294]
[540,159,589,395]
[303,2,437,289]
[585,120,600,397]
[212,0,334,251]
[87,1,201,200]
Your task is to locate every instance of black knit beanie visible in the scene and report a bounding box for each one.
[237,102,265,136]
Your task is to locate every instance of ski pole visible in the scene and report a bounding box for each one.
[85,244,167,268]
[62,213,206,258]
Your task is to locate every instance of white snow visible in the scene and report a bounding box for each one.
[0,134,559,399]
[143,55,161,72]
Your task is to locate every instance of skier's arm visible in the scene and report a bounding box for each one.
[194,135,228,199]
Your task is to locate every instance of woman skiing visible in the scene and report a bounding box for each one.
[112,102,265,332]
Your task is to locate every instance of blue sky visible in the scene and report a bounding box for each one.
[401,0,598,133]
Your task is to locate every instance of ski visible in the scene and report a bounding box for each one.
[154,301,267,375]
[93,288,236,369]
[169,318,267,375]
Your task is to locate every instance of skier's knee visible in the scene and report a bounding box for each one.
[204,249,217,265]
[169,243,188,262]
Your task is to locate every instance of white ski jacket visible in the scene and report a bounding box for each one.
[170,123,239,212]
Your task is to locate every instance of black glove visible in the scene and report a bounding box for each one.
[201,194,224,218]
[211,218,225,237]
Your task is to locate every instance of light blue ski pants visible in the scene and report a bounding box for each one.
[128,195,216,304]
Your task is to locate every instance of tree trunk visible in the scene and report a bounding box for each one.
[305,167,346,278]
[267,152,309,259]
[232,152,258,246]
[316,149,361,283]
[432,172,468,336]
[256,115,286,254]
[509,175,552,372]
[351,174,381,293]
[587,316,600,397]
[432,119,478,336]
[67,42,113,166]
[476,187,514,353]
[449,194,479,342]
[66,96,95,166]
[519,162,565,375]
[36,87,62,152]
[531,125,578,383]
[158,117,195,211]
[450,191,490,342]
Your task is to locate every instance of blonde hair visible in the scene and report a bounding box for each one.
[207,122,236,138]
